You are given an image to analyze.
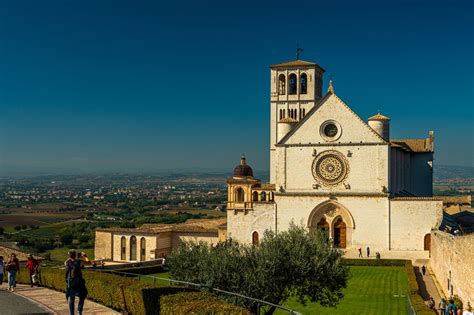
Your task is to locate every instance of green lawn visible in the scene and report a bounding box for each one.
[277,266,409,315]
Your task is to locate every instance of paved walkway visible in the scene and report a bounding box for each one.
[7,284,119,315]
[0,286,53,314]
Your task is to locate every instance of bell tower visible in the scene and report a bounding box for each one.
[269,59,325,183]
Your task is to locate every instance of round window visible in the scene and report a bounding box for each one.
[320,120,342,141]
[323,123,338,138]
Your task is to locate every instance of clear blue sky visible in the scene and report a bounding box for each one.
[0,0,473,175]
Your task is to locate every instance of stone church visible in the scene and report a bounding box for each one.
[95,58,444,263]
[226,59,443,252]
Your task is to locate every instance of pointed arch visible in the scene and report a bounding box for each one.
[252,231,259,245]
[308,200,355,248]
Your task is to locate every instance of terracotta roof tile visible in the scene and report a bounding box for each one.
[391,138,434,153]
[270,60,325,71]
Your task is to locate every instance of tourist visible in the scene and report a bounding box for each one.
[445,299,457,315]
[376,252,381,260]
[426,297,435,309]
[100,261,105,269]
[421,265,426,276]
[65,250,91,315]
[6,253,20,292]
[366,246,370,257]
[0,256,4,287]
[358,247,362,258]
[439,298,447,315]
[26,254,40,287]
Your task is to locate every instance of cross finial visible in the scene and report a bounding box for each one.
[296,44,303,60]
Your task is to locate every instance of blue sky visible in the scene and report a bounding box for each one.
[0,0,473,175]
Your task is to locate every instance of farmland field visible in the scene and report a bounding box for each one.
[277,266,409,315]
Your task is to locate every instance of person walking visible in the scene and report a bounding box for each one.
[65,250,90,315]
[0,256,4,288]
[358,247,362,258]
[6,253,20,292]
[439,298,447,315]
[26,254,40,287]
[445,299,457,315]
[366,246,370,257]
[421,265,427,276]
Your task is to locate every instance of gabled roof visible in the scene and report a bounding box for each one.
[277,92,387,145]
[391,138,434,153]
[270,59,325,71]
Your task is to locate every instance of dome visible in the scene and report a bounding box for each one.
[233,155,254,178]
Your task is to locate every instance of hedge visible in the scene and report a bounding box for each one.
[11,268,248,314]
[161,292,251,315]
[344,258,436,314]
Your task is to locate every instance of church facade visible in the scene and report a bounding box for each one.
[226,59,443,252]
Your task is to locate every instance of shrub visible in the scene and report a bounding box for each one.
[160,292,251,315]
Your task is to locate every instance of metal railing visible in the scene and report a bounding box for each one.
[88,268,301,315]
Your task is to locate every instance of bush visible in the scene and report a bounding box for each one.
[160,292,251,315]
[13,268,247,314]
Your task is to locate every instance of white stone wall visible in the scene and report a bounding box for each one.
[430,230,474,305]
[280,145,389,193]
[389,199,442,250]
[94,231,113,260]
[227,203,275,243]
[172,232,219,247]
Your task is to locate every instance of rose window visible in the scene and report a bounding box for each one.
[312,150,349,185]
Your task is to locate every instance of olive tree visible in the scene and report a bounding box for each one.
[169,224,349,313]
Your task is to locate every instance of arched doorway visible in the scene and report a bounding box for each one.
[333,217,347,248]
[130,236,137,261]
[308,200,355,248]
[424,233,431,256]
[317,218,329,239]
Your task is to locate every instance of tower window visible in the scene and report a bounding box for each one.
[235,187,245,202]
[260,191,266,202]
[252,191,258,201]
[278,74,286,95]
[300,73,307,94]
[289,74,297,95]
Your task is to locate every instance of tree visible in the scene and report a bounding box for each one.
[59,232,74,245]
[0,226,4,235]
[169,224,349,313]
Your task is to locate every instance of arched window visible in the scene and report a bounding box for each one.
[130,236,137,261]
[235,187,245,202]
[278,74,286,95]
[140,237,146,261]
[300,73,307,94]
[120,236,126,261]
[288,73,297,95]
[252,231,259,245]
[260,191,266,202]
[252,191,259,201]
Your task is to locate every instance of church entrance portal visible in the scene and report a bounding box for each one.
[308,201,354,249]
[333,218,346,248]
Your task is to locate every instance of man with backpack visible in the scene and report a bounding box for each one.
[65,250,91,315]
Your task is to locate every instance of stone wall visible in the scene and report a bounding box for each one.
[94,231,113,260]
[390,199,442,251]
[430,230,474,306]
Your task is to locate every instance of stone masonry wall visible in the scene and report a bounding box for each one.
[94,231,113,260]
[430,230,474,306]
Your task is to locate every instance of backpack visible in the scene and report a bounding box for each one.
[65,259,83,290]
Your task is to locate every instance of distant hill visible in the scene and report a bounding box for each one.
[434,165,474,181]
